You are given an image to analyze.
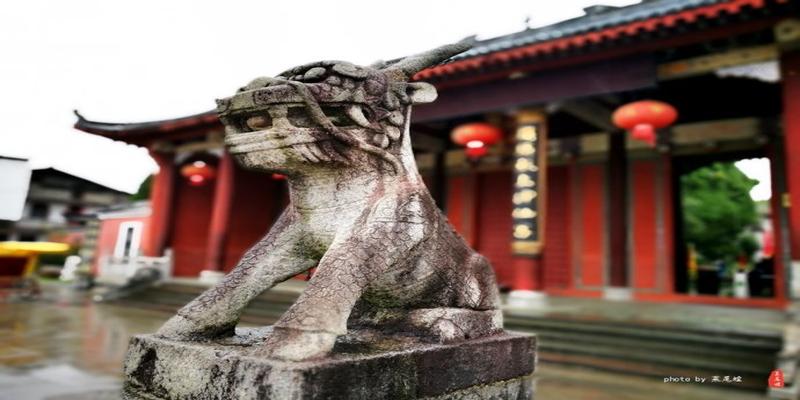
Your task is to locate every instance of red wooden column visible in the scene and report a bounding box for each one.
[144,150,176,257]
[782,50,800,295]
[607,132,629,288]
[509,109,547,303]
[782,51,800,258]
[204,152,235,272]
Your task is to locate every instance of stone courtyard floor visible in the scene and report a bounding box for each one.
[0,284,772,400]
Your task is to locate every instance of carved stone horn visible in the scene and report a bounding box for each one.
[383,41,472,81]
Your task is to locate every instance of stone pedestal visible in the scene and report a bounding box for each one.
[122,327,536,400]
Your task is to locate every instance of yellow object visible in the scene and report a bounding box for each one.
[0,241,70,254]
[688,247,698,277]
[0,241,70,277]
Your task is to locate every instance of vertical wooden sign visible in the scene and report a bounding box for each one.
[512,111,547,256]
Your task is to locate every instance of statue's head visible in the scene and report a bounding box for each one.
[216,43,469,176]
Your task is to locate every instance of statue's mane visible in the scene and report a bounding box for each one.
[216,43,472,174]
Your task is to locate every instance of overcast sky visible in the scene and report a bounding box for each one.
[0,0,770,201]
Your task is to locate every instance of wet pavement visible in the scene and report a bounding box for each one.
[0,283,771,399]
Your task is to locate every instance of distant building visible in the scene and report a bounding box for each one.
[0,168,129,243]
[0,156,31,223]
[90,201,174,285]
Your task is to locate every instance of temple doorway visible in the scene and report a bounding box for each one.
[673,154,776,298]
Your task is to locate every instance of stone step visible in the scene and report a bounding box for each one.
[506,311,782,339]
[122,282,300,307]
[504,315,781,351]
[140,283,298,300]
[533,330,777,364]
[537,352,768,391]
[123,295,777,365]
[539,340,772,375]
[107,284,780,392]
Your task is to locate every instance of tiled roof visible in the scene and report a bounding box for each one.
[76,0,789,136]
[415,0,787,80]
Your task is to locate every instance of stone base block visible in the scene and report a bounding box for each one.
[123,327,536,400]
[506,290,548,309]
[198,270,225,285]
[602,287,633,301]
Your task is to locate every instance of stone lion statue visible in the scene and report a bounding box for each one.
[157,42,502,361]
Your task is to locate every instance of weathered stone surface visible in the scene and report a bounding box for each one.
[422,377,533,400]
[123,328,535,400]
[350,308,503,344]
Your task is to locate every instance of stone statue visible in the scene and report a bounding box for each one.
[126,42,534,400]
[156,42,502,362]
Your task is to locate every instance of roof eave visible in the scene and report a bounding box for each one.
[73,110,220,138]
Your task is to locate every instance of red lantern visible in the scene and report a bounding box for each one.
[612,100,677,147]
[451,122,503,159]
[180,160,216,186]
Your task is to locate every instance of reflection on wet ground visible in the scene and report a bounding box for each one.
[0,364,118,400]
[1,288,163,376]
[0,284,770,399]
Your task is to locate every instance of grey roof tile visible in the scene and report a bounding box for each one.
[451,0,726,61]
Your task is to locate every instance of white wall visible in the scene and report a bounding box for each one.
[0,158,31,221]
[48,203,68,224]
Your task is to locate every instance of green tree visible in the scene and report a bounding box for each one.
[131,175,153,201]
[681,162,759,263]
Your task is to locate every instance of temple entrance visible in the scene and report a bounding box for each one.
[672,153,776,298]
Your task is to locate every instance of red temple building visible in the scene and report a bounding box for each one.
[77,0,800,309]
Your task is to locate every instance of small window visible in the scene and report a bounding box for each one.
[30,203,49,219]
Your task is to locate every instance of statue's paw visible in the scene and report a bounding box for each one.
[253,327,337,361]
[156,314,235,341]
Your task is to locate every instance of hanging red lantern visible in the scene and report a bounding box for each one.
[180,160,216,186]
[451,122,503,159]
[612,100,677,147]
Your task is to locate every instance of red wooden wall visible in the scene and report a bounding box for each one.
[543,165,571,288]
[576,163,606,288]
[631,159,659,290]
[441,158,680,295]
[446,175,467,238]
[222,168,285,271]
[429,156,684,296]
[445,166,576,290]
[170,178,214,276]
[476,171,514,286]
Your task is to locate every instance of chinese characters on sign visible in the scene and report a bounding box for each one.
[512,113,546,256]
